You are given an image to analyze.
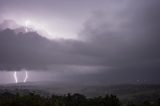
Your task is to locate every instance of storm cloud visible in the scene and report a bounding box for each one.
[0,0,160,84]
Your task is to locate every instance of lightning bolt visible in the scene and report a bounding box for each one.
[23,71,28,83]
[13,71,18,83]
[13,70,29,83]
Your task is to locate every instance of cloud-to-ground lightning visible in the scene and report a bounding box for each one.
[13,71,18,83]
[23,71,28,83]
[13,70,29,83]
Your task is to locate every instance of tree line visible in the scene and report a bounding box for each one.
[0,92,159,106]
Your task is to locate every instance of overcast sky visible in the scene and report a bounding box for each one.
[0,0,160,85]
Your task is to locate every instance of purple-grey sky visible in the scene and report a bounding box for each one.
[0,0,160,84]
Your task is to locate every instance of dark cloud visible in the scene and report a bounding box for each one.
[0,29,53,70]
[0,28,106,70]
[70,0,160,83]
[78,0,160,66]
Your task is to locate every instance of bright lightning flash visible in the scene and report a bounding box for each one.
[23,71,28,83]
[13,71,18,83]
[24,19,52,38]
[13,70,29,84]
[25,20,31,32]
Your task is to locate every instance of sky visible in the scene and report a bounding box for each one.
[0,0,160,85]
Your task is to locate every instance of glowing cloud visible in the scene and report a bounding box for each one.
[24,19,52,37]
[25,20,31,32]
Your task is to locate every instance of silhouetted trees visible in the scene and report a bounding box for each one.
[0,92,121,106]
[0,91,159,106]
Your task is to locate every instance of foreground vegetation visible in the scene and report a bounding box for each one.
[0,92,159,106]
